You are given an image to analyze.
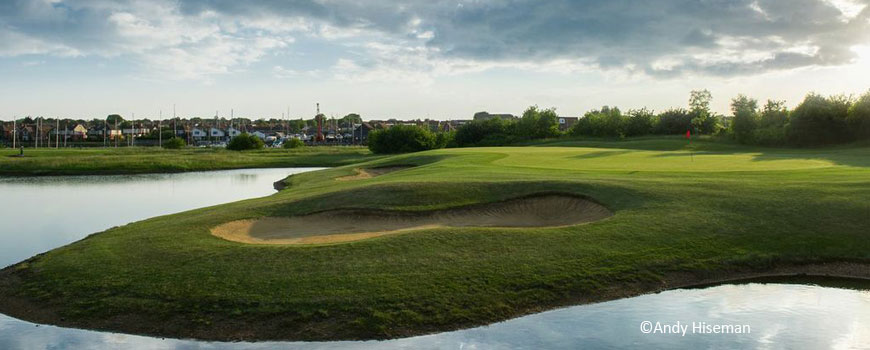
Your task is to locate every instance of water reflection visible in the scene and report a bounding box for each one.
[0,283,867,349]
[0,168,323,267]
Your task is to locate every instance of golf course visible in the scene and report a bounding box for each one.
[1,137,868,341]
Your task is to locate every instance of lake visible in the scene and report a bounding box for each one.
[1,168,868,349]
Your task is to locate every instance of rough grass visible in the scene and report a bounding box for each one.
[0,146,381,176]
[0,138,868,341]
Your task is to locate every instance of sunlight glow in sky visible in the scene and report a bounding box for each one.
[1,0,868,120]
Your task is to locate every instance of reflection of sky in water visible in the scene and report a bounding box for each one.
[0,168,324,267]
[0,284,867,349]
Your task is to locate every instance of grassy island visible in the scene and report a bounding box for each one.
[1,138,868,341]
[0,146,379,176]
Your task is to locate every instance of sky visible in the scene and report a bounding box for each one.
[1,0,869,121]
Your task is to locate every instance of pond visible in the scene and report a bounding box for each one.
[1,169,868,349]
[0,168,323,267]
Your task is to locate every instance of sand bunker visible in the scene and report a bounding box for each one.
[212,194,612,245]
[336,166,413,181]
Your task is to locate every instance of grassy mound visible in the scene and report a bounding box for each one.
[1,138,868,341]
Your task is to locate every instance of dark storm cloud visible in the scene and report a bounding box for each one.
[1,0,869,78]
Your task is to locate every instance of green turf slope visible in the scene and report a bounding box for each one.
[1,138,868,341]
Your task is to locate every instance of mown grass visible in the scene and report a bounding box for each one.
[0,146,381,176]
[0,138,868,341]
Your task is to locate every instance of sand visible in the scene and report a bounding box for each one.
[336,166,413,181]
[212,194,613,245]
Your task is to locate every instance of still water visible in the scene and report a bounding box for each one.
[0,168,323,267]
[1,169,868,349]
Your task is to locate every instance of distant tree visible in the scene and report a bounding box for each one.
[787,93,851,146]
[106,114,124,125]
[227,133,264,151]
[340,113,363,127]
[162,137,186,149]
[689,89,713,115]
[284,119,302,132]
[624,108,655,137]
[688,89,720,134]
[752,100,789,146]
[847,91,870,140]
[759,100,789,129]
[453,118,512,147]
[283,138,305,149]
[571,106,626,137]
[654,108,693,135]
[367,125,441,154]
[730,94,759,144]
[516,106,559,139]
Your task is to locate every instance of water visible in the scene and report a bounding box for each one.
[0,168,323,267]
[0,283,867,349]
[1,169,868,349]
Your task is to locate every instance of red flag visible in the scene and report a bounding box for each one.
[685,130,691,139]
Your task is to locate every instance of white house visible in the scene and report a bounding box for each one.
[191,128,207,139]
[227,127,242,138]
[209,128,225,139]
[251,130,267,140]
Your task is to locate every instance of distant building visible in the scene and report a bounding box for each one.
[209,127,225,139]
[558,117,579,131]
[226,127,242,138]
[191,128,207,140]
[473,111,517,121]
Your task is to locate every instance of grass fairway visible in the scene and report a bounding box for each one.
[1,138,868,341]
[0,146,380,176]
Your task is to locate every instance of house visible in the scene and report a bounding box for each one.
[226,127,242,138]
[64,124,89,140]
[558,117,579,131]
[191,128,207,140]
[251,130,267,140]
[473,112,517,121]
[209,127,225,139]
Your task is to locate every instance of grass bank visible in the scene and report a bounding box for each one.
[0,146,381,176]
[0,138,868,341]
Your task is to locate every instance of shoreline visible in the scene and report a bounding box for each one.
[1,261,867,342]
[0,164,331,178]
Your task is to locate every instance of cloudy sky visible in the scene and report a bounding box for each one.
[1,0,869,120]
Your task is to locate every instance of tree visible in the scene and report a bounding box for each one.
[787,93,851,146]
[624,108,655,137]
[730,94,759,144]
[759,100,789,129]
[340,113,363,127]
[367,125,442,154]
[688,89,720,134]
[516,106,559,139]
[689,89,713,115]
[283,138,305,149]
[227,133,264,150]
[847,91,870,140]
[162,137,186,149]
[752,100,789,146]
[453,118,512,147]
[106,114,124,125]
[654,108,693,135]
[571,106,626,137]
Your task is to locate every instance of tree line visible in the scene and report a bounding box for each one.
[367,89,870,154]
